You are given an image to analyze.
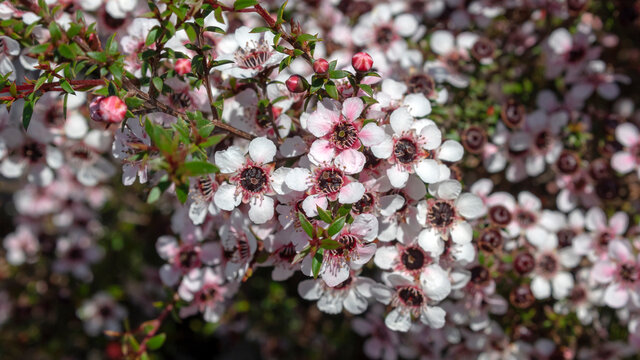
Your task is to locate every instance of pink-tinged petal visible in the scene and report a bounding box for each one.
[343,289,368,315]
[338,182,365,204]
[611,152,636,174]
[335,149,366,174]
[414,159,440,184]
[248,136,276,164]
[615,123,640,147]
[386,165,410,188]
[307,110,335,137]
[301,194,328,217]
[405,175,427,200]
[518,191,541,211]
[358,122,385,147]
[608,239,633,262]
[159,264,181,286]
[248,196,275,224]
[432,179,462,200]
[350,214,379,241]
[321,259,349,287]
[156,235,179,260]
[403,93,431,117]
[213,183,241,211]
[353,243,377,265]
[548,28,572,54]
[585,207,607,232]
[556,189,577,212]
[455,193,485,219]
[309,139,336,166]
[389,107,413,134]
[378,194,406,217]
[370,284,394,305]
[551,272,574,300]
[341,97,364,122]
[604,283,629,308]
[610,212,629,235]
[214,146,245,173]
[374,246,398,270]
[592,261,617,283]
[420,125,442,150]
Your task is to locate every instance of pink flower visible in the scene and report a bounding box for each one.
[592,240,640,308]
[90,96,127,124]
[611,122,640,177]
[306,98,385,174]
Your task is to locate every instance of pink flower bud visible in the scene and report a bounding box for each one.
[286,75,307,93]
[90,96,127,124]
[313,58,329,75]
[351,52,373,72]
[175,58,192,75]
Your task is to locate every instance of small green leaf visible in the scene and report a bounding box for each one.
[147,333,166,350]
[30,43,49,54]
[48,22,62,41]
[125,97,145,109]
[176,182,189,204]
[59,80,75,95]
[22,101,34,129]
[57,44,75,59]
[325,82,338,100]
[316,206,333,224]
[320,239,343,250]
[296,33,318,43]
[152,77,163,92]
[87,51,108,63]
[250,27,272,33]
[182,161,219,176]
[312,250,323,278]
[327,216,346,237]
[298,212,314,238]
[147,187,162,204]
[200,134,226,148]
[234,0,258,10]
[329,70,349,79]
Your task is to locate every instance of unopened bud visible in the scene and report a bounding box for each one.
[313,58,329,75]
[175,58,192,75]
[351,52,373,72]
[90,96,127,124]
[286,75,307,93]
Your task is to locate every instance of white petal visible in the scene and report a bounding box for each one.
[438,140,464,162]
[403,94,431,117]
[338,182,365,204]
[213,183,241,211]
[450,221,472,244]
[249,137,276,164]
[248,196,275,224]
[285,167,311,191]
[387,166,410,188]
[385,308,412,332]
[420,306,446,329]
[298,279,323,300]
[420,264,451,301]
[390,107,413,134]
[414,159,440,184]
[215,146,245,173]
[455,193,485,219]
[531,276,551,299]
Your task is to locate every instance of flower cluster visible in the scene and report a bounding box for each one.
[0,0,639,359]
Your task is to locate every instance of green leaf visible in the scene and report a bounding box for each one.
[298,212,314,238]
[59,80,75,95]
[214,6,224,24]
[276,0,288,24]
[200,134,226,148]
[312,251,323,278]
[325,82,338,100]
[234,0,258,10]
[320,239,343,250]
[87,51,108,63]
[250,27,272,33]
[145,119,172,153]
[337,204,352,217]
[296,33,317,43]
[147,333,166,350]
[22,101,34,129]
[182,161,219,176]
[175,182,189,204]
[152,77,163,92]
[48,22,62,42]
[30,43,50,54]
[125,97,145,109]
[147,187,162,204]
[358,83,373,96]
[106,33,119,55]
[327,216,346,237]
[316,206,333,224]
[57,44,75,59]
[329,70,349,79]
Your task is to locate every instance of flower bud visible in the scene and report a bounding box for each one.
[351,52,373,72]
[90,96,127,124]
[286,75,307,93]
[175,58,192,75]
[313,58,329,75]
